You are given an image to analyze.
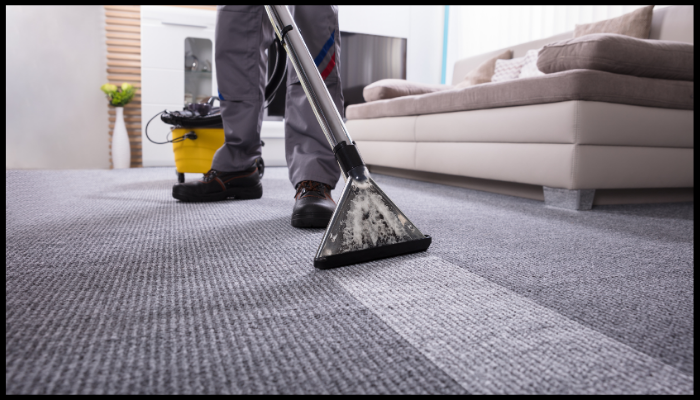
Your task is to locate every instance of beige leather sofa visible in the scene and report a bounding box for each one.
[345,6,694,210]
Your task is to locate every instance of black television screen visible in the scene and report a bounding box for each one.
[266,31,407,118]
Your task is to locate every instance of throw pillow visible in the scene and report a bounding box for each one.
[518,49,545,79]
[574,5,655,39]
[454,49,513,89]
[537,33,694,81]
[362,79,452,102]
[491,56,526,83]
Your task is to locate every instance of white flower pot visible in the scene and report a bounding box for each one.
[112,106,131,169]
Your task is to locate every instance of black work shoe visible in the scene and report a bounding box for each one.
[172,166,262,202]
[291,180,336,228]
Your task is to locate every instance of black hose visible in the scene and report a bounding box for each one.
[145,111,170,144]
[264,37,288,109]
[145,111,195,144]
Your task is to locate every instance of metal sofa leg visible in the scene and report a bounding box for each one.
[543,187,595,210]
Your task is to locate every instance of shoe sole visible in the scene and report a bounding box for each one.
[172,182,263,202]
[291,212,332,229]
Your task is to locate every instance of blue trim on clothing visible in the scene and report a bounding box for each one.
[441,6,450,84]
[218,89,225,101]
[314,30,335,66]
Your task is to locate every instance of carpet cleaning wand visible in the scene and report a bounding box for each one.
[265,6,432,269]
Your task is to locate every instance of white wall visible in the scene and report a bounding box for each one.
[339,6,411,38]
[6,6,109,169]
[339,6,444,85]
[407,6,445,84]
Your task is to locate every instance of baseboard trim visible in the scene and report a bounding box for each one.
[367,165,693,206]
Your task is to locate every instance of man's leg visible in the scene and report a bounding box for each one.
[285,5,344,190]
[212,5,274,172]
[285,6,344,227]
[172,6,273,202]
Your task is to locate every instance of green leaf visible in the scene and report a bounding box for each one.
[100,83,117,95]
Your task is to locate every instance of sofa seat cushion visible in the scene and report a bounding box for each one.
[346,69,693,120]
[538,33,694,81]
[347,101,694,148]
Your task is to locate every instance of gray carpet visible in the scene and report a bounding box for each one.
[5,167,694,394]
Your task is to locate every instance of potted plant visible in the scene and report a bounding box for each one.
[101,83,135,169]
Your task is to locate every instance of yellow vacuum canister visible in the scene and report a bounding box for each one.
[171,128,224,182]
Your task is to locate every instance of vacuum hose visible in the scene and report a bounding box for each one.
[264,37,288,108]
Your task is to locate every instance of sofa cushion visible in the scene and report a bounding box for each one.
[362,79,451,102]
[455,49,512,89]
[491,57,526,83]
[346,69,693,120]
[538,33,694,81]
[518,49,545,79]
[451,32,573,86]
[574,5,655,39]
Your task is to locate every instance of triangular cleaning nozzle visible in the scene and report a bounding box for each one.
[314,166,431,269]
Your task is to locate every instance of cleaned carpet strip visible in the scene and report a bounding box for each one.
[330,255,693,394]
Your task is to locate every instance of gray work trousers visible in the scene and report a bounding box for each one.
[211,5,343,189]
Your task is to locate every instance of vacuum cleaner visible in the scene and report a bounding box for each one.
[264,6,432,269]
[146,98,265,184]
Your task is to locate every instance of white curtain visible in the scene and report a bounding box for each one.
[445,5,667,84]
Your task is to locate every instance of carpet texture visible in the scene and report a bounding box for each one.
[5,167,693,394]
